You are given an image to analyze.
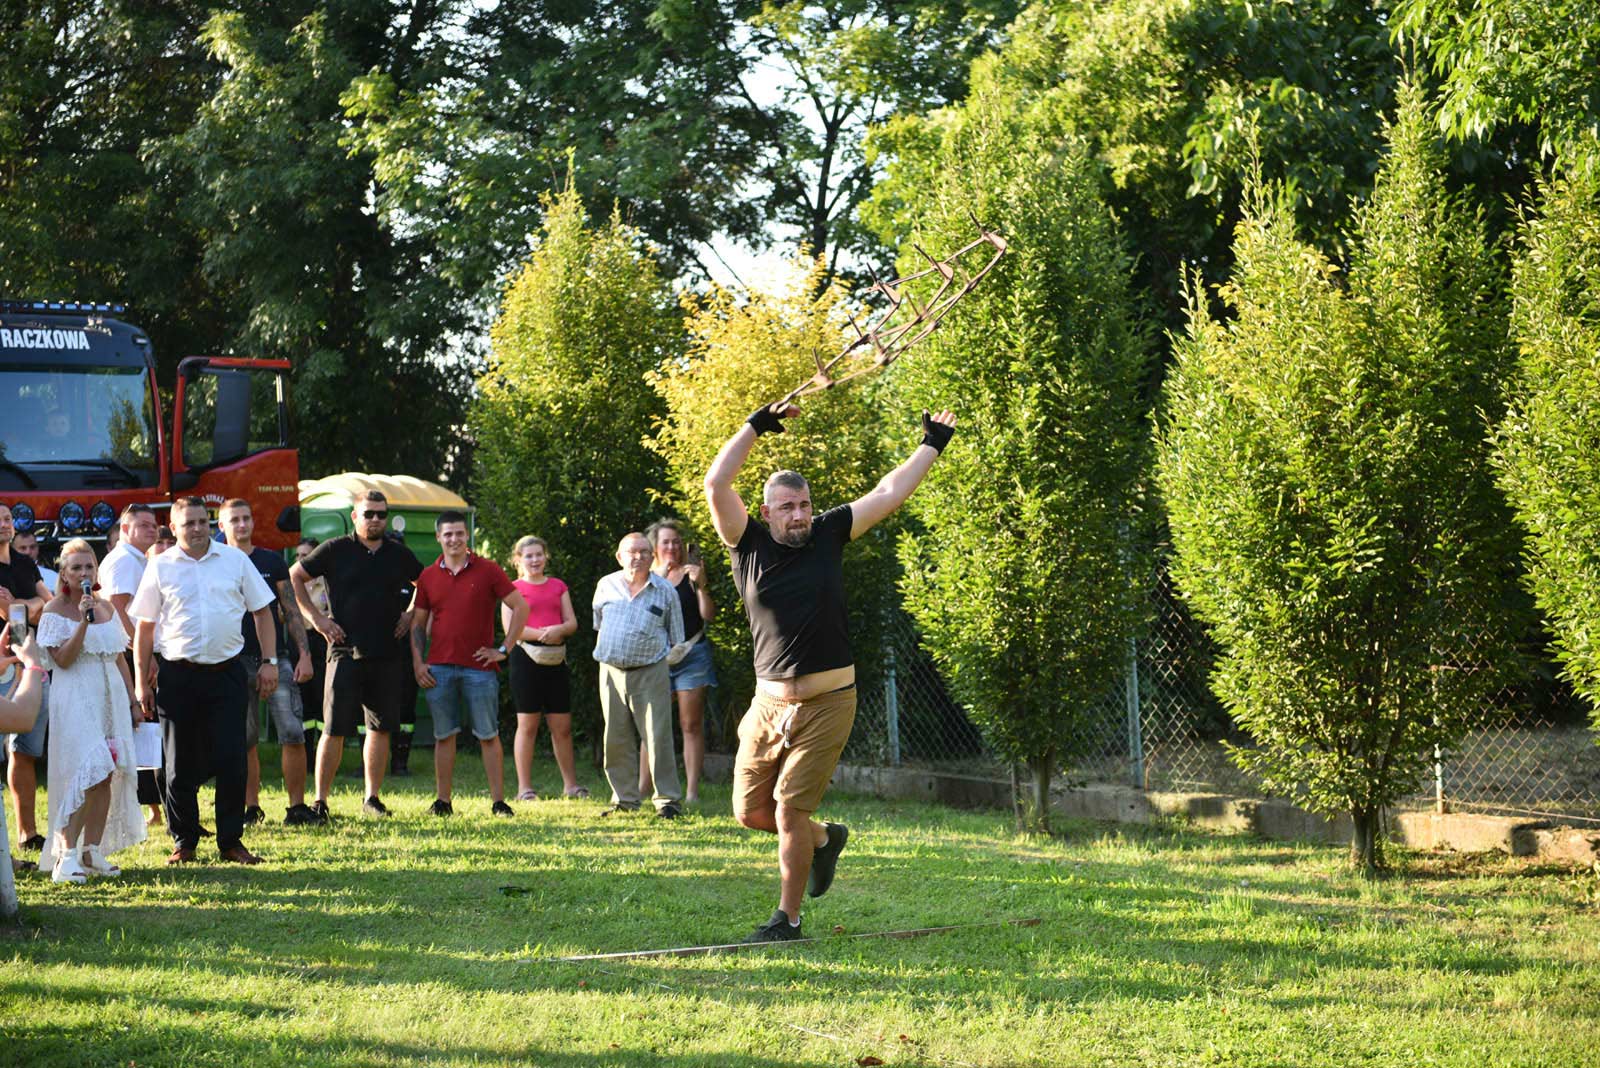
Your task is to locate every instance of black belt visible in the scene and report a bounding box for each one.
[160,655,237,673]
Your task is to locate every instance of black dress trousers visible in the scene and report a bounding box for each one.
[157,655,250,853]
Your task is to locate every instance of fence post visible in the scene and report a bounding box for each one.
[884,622,901,766]
[1125,636,1143,789]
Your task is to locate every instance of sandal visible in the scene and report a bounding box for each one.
[516,789,539,802]
[52,850,88,885]
[81,845,122,878]
[564,786,590,799]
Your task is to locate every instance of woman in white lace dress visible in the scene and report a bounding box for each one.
[37,538,146,883]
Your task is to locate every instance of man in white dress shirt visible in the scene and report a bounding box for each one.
[131,497,277,865]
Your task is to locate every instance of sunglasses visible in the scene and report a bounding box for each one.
[360,511,389,519]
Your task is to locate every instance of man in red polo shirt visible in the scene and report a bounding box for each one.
[410,511,530,816]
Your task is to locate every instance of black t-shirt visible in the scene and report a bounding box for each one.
[240,546,291,659]
[299,534,423,660]
[730,504,853,679]
[674,573,704,638]
[0,550,44,602]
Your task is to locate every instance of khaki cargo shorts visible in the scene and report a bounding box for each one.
[734,686,857,816]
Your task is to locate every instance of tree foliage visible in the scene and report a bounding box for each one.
[1394,0,1600,162]
[867,0,1402,331]
[648,259,898,724]
[0,2,229,370]
[471,180,680,714]
[1495,167,1600,727]
[880,84,1152,832]
[1156,86,1522,875]
[158,6,477,481]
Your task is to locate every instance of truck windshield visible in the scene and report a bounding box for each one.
[0,365,158,483]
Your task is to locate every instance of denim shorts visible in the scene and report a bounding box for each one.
[669,638,718,693]
[242,655,306,746]
[8,673,49,758]
[424,664,500,741]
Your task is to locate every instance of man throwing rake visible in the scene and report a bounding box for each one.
[706,402,956,944]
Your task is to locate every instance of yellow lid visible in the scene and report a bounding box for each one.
[298,472,470,511]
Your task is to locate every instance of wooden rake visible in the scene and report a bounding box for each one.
[770,215,1007,412]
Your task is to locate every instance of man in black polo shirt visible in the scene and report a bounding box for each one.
[290,491,422,819]
[0,502,52,851]
[705,403,956,943]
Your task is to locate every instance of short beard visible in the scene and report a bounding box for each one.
[774,525,811,548]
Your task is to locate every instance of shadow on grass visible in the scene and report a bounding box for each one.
[7,788,1594,1068]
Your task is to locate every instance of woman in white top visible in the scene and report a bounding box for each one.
[37,538,145,883]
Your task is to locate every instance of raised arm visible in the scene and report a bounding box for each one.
[705,403,798,547]
[849,410,956,540]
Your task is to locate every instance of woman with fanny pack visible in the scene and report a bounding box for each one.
[640,518,717,806]
[502,536,584,800]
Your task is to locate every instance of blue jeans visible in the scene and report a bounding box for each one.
[7,673,48,757]
[424,664,500,741]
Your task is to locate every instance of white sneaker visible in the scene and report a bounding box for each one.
[52,851,88,884]
[81,845,122,878]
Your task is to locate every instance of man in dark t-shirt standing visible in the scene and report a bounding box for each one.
[221,499,315,826]
[706,403,956,943]
[290,491,422,819]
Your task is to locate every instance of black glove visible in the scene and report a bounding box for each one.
[748,403,791,436]
[920,409,955,453]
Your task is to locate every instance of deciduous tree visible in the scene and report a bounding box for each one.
[1495,167,1600,728]
[471,180,681,713]
[884,85,1152,832]
[1156,87,1522,875]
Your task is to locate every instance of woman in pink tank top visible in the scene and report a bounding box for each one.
[500,536,584,799]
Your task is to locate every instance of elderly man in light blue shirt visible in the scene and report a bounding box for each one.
[593,531,686,818]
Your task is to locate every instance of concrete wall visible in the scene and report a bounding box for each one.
[704,754,1600,865]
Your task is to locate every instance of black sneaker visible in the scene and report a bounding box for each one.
[808,822,849,898]
[309,799,331,824]
[283,804,316,826]
[657,801,682,820]
[362,796,391,818]
[491,800,514,817]
[429,798,454,817]
[599,803,638,817]
[242,805,266,826]
[743,908,805,944]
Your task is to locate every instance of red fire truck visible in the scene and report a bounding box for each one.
[0,301,298,553]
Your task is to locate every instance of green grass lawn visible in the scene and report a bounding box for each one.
[4,744,1598,1067]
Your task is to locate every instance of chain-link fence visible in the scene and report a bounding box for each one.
[838,570,1600,826]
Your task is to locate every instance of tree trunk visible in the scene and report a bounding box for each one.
[1010,762,1023,832]
[1020,748,1054,833]
[1349,807,1385,879]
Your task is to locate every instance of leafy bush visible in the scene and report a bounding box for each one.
[881,83,1153,831]
[648,259,898,735]
[1156,87,1523,874]
[1496,167,1600,728]
[470,180,681,725]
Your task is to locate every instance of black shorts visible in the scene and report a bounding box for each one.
[324,655,405,736]
[508,645,571,716]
